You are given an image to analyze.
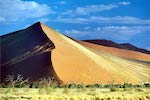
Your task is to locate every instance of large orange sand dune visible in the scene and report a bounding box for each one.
[1,22,150,84]
[41,23,150,84]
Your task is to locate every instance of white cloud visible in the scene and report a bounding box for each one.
[84,26,91,30]
[0,16,6,22]
[0,0,53,22]
[119,1,130,6]
[52,1,67,5]
[57,1,67,5]
[57,16,87,24]
[56,16,150,25]
[97,27,101,31]
[100,26,150,36]
[90,16,150,24]
[63,26,150,40]
[65,29,90,34]
[63,2,130,15]
[63,4,118,15]
[64,29,91,38]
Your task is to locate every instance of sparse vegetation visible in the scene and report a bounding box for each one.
[3,74,29,88]
[0,75,150,99]
[1,75,150,89]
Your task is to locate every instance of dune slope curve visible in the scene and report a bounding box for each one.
[41,23,150,84]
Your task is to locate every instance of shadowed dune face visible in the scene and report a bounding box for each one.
[1,22,60,82]
[1,22,150,84]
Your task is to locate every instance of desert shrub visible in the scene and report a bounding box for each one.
[60,83,86,88]
[76,84,86,88]
[70,84,78,88]
[4,74,29,88]
[29,82,41,88]
[38,76,59,88]
[39,77,53,87]
[67,84,78,88]
[64,84,77,88]
[144,83,150,88]
[113,84,122,88]
[133,84,141,88]
[86,84,103,88]
[60,84,69,88]
[122,83,133,88]
[110,88,120,92]
[105,84,114,88]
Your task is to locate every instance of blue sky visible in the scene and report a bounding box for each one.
[0,0,150,50]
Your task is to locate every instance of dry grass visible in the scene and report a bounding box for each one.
[0,88,150,100]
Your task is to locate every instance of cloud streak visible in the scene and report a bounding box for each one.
[0,16,6,22]
[119,1,130,6]
[56,1,67,5]
[56,16,150,25]
[63,2,130,15]
[64,25,150,40]
[0,0,53,23]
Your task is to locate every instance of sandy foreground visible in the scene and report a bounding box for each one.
[0,88,150,100]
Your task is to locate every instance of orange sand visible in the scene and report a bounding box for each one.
[40,23,150,84]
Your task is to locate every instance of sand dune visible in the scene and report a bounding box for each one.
[41,23,150,84]
[78,41,150,62]
[1,22,150,84]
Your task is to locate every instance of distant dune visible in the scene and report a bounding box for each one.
[1,22,150,84]
[83,39,150,54]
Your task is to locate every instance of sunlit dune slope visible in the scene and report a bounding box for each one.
[41,23,150,84]
[78,41,150,62]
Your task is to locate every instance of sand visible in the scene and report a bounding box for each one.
[41,23,150,84]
